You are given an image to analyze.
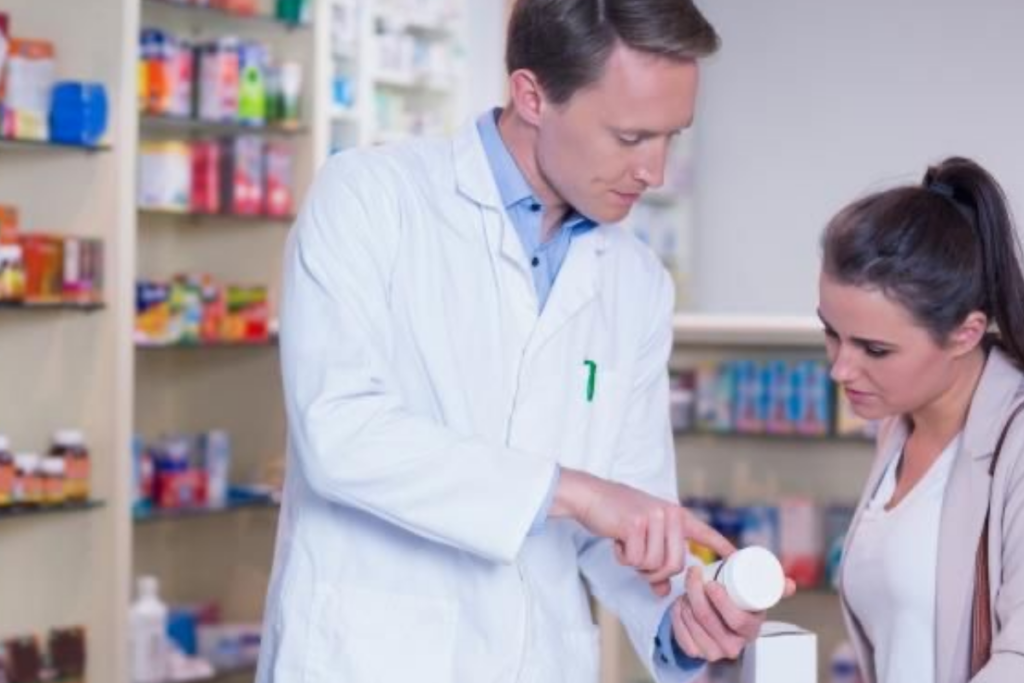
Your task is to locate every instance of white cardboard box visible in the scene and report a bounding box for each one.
[740,621,817,683]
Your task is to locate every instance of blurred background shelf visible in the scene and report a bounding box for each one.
[140,115,308,139]
[0,301,106,312]
[134,498,279,524]
[142,0,311,30]
[0,500,106,521]
[0,137,111,154]
[138,208,296,226]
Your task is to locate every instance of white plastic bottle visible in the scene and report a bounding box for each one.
[130,575,169,683]
[702,545,786,612]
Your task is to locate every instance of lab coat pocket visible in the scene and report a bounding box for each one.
[530,623,601,683]
[305,582,458,683]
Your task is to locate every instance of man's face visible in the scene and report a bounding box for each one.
[534,43,700,224]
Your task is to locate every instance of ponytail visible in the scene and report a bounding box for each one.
[924,158,1024,368]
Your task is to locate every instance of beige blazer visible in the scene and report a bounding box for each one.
[839,347,1024,683]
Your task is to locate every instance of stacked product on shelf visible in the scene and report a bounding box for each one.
[0,11,108,146]
[132,431,232,516]
[130,576,263,683]
[138,136,294,217]
[0,204,105,306]
[671,358,877,439]
[0,430,92,512]
[139,27,303,130]
[135,275,271,346]
[155,0,312,25]
[372,0,462,139]
[1,627,87,683]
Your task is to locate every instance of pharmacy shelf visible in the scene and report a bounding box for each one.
[0,500,105,521]
[134,498,278,524]
[676,431,873,447]
[673,313,824,348]
[374,71,453,94]
[136,337,279,350]
[207,663,258,682]
[0,137,110,154]
[142,0,310,30]
[0,301,106,312]
[140,115,307,139]
[138,208,296,226]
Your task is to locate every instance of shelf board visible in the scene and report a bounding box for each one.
[136,336,278,350]
[676,430,874,447]
[142,0,310,30]
[673,313,824,348]
[140,115,307,138]
[330,107,360,124]
[0,300,105,312]
[139,208,295,225]
[207,663,258,681]
[0,499,105,521]
[0,137,110,154]
[374,72,453,94]
[134,498,278,523]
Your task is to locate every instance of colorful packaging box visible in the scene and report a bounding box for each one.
[3,38,55,141]
[136,280,172,344]
[0,204,18,245]
[779,497,824,589]
[264,141,294,217]
[793,360,832,436]
[220,135,264,215]
[0,13,10,105]
[222,284,269,341]
[62,238,104,304]
[20,234,63,302]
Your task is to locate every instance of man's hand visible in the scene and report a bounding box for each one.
[671,566,798,661]
[550,469,736,596]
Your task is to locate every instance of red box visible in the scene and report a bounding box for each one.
[20,234,63,303]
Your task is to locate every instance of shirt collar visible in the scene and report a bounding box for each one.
[476,108,534,210]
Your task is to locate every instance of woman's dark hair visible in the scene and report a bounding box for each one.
[505,0,720,106]
[822,157,1024,367]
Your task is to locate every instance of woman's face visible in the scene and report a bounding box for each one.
[817,272,967,421]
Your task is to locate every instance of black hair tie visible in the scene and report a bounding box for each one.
[926,180,976,226]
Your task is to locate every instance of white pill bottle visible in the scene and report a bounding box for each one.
[702,545,786,612]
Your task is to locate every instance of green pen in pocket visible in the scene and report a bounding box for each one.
[584,360,597,402]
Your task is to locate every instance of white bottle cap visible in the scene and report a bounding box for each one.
[53,429,85,447]
[138,575,160,598]
[719,546,785,612]
[15,453,40,472]
[42,457,66,476]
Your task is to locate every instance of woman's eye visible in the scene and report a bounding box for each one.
[864,345,890,359]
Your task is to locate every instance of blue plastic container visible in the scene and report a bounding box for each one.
[49,81,109,147]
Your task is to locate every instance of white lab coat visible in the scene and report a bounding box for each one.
[256,120,699,683]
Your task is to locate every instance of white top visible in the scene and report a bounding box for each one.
[843,433,962,683]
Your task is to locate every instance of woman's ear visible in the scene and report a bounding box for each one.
[949,311,989,357]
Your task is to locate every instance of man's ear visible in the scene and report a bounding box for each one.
[508,68,546,127]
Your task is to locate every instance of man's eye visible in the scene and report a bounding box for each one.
[618,134,642,146]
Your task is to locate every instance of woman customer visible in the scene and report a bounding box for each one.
[820,156,1024,683]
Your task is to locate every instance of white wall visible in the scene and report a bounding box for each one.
[692,0,1024,314]
[464,0,508,116]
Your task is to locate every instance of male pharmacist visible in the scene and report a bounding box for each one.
[257,1,785,681]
